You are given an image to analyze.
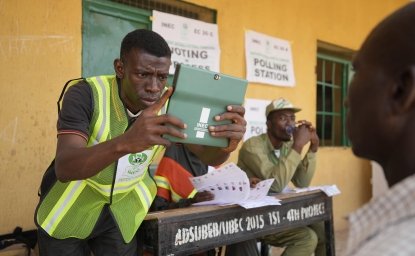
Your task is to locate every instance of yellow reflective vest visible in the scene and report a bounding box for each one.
[36,75,163,242]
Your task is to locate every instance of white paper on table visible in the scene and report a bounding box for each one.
[190,163,250,205]
[247,178,274,200]
[293,185,341,197]
[190,163,249,190]
[240,179,281,208]
[239,196,281,209]
[190,163,281,208]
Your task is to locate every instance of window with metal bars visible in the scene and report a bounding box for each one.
[316,52,353,146]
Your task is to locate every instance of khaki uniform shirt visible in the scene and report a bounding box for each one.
[237,133,316,193]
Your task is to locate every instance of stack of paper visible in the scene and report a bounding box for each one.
[292,185,341,197]
[189,163,281,209]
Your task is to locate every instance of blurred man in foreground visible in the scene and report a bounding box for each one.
[345,2,415,255]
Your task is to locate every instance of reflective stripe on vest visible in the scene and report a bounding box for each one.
[154,175,170,190]
[135,176,153,209]
[38,75,161,242]
[88,76,110,145]
[41,180,86,234]
[187,189,197,199]
[154,174,197,203]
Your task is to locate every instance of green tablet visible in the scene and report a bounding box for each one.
[163,64,248,147]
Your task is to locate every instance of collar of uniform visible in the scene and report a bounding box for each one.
[263,134,292,158]
[263,133,275,153]
[126,108,142,118]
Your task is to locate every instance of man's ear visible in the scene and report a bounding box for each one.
[114,58,124,79]
[391,66,415,113]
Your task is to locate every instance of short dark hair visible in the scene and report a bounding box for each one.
[120,29,171,61]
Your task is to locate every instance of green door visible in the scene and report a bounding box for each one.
[82,0,151,77]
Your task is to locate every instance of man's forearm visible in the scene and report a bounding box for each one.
[55,135,127,182]
[292,154,316,187]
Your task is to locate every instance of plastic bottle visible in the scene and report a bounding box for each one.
[285,125,296,135]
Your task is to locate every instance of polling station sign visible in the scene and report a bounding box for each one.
[152,10,220,74]
[245,30,295,87]
[243,98,270,141]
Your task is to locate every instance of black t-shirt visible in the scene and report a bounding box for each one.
[39,80,94,198]
[57,80,93,138]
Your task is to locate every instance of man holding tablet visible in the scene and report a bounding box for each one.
[35,29,247,256]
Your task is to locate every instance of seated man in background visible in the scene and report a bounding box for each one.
[150,143,260,256]
[344,2,415,255]
[238,98,325,256]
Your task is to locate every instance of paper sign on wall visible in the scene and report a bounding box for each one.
[245,30,295,87]
[243,98,270,141]
[152,10,221,74]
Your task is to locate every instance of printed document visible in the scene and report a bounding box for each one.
[190,163,281,209]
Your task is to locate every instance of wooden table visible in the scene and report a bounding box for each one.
[141,190,335,256]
